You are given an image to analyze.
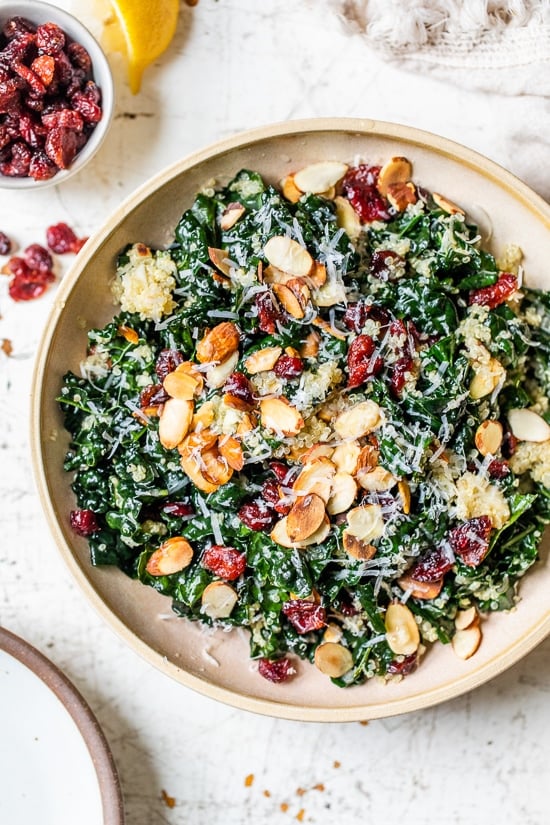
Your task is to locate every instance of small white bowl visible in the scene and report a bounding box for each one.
[0,1,114,189]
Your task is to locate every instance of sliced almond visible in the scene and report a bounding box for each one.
[311,316,347,340]
[293,161,349,194]
[334,195,361,241]
[452,623,482,660]
[196,321,240,364]
[433,192,465,215]
[280,174,303,204]
[323,622,343,644]
[260,397,304,436]
[179,454,218,493]
[308,261,327,288]
[332,441,361,475]
[208,247,232,278]
[220,202,246,231]
[117,324,139,344]
[263,264,293,285]
[218,435,244,471]
[327,472,357,515]
[264,235,313,277]
[192,399,216,431]
[237,412,256,436]
[454,606,478,631]
[355,444,379,475]
[205,350,239,389]
[507,408,550,442]
[385,602,420,656]
[201,446,234,486]
[376,157,412,197]
[145,536,193,577]
[178,429,220,493]
[244,345,282,374]
[271,514,330,548]
[163,365,203,401]
[342,532,377,561]
[387,181,417,212]
[319,185,336,200]
[397,574,443,600]
[287,493,327,542]
[314,642,353,678]
[299,443,334,464]
[397,479,412,514]
[356,465,396,492]
[293,457,336,503]
[158,398,194,450]
[475,420,504,455]
[201,581,238,619]
[346,504,384,543]
[286,277,311,309]
[312,278,346,308]
[300,330,321,358]
[469,357,505,399]
[272,282,307,319]
[333,400,382,440]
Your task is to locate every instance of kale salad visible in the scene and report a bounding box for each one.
[59,156,550,687]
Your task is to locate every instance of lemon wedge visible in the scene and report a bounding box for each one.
[108,0,179,93]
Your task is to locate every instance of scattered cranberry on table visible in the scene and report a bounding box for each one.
[0,16,103,181]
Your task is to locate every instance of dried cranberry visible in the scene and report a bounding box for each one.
[273,354,304,379]
[0,78,22,114]
[408,545,454,582]
[262,479,291,515]
[0,232,12,255]
[67,42,92,75]
[448,516,493,567]
[139,383,169,409]
[255,290,281,333]
[282,600,327,634]
[238,500,274,531]
[202,545,247,581]
[18,113,46,148]
[69,508,100,536]
[24,243,52,273]
[2,17,36,39]
[487,459,511,480]
[12,62,46,97]
[44,126,78,169]
[387,653,418,676]
[0,141,31,176]
[154,348,185,381]
[8,276,47,301]
[46,221,85,254]
[258,656,294,683]
[270,461,291,483]
[161,501,194,518]
[42,108,84,132]
[469,272,518,309]
[501,429,518,459]
[36,23,66,55]
[71,86,102,123]
[347,333,383,388]
[223,371,254,409]
[341,164,392,223]
[390,354,414,397]
[370,249,404,280]
[1,32,35,65]
[29,151,57,180]
[31,55,55,87]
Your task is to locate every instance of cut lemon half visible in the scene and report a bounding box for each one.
[108,0,179,93]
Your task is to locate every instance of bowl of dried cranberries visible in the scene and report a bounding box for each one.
[0,1,114,187]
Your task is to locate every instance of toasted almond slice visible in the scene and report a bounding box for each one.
[356,444,379,475]
[334,195,361,241]
[192,400,216,431]
[314,642,353,678]
[208,247,232,278]
[300,330,321,359]
[397,574,443,600]
[312,279,346,307]
[507,408,550,442]
[285,346,300,358]
[218,435,244,471]
[178,428,219,458]
[158,398,194,450]
[163,367,202,401]
[118,324,139,344]
[311,316,347,340]
[297,515,331,547]
[263,264,293,285]
[346,504,384,542]
[271,515,330,548]
[385,602,420,656]
[264,235,313,277]
[323,622,343,644]
[145,536,194,577]
[272,282,306,319]
[244,345,283,374]
[179,452,219,494]
[356,465,397,492]
[201,581,238,619]
[201,446,234,486]
[452,623,482,660]
[433,192,465,215]
[469,357,505,399]
[196,321,240,364]
[293,161,349,195]
[260,397,304,436]
[293,457,336,504]
[220,202,246,231]
[342,531,377,561]
[307,261,327,288]
[287,493,327,542]
[236,412,256,436]
[319,185,336,200]
[377,157,412,197]
[387,181,417,211]
[287,277,311,308]
[271,517,296,548]
[280,174,303,204]
[475,420,504,455]
[327,472,357,515]
[299,443,334,464]
[205,350,239,389]
[331,441,361,475]
[455,606,478,631]
[333,400,382,440]
[397,479,411,514]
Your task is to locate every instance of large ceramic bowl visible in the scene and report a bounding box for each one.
[31,119,550,721]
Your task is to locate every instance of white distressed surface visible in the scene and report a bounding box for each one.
[1,2,550,823]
